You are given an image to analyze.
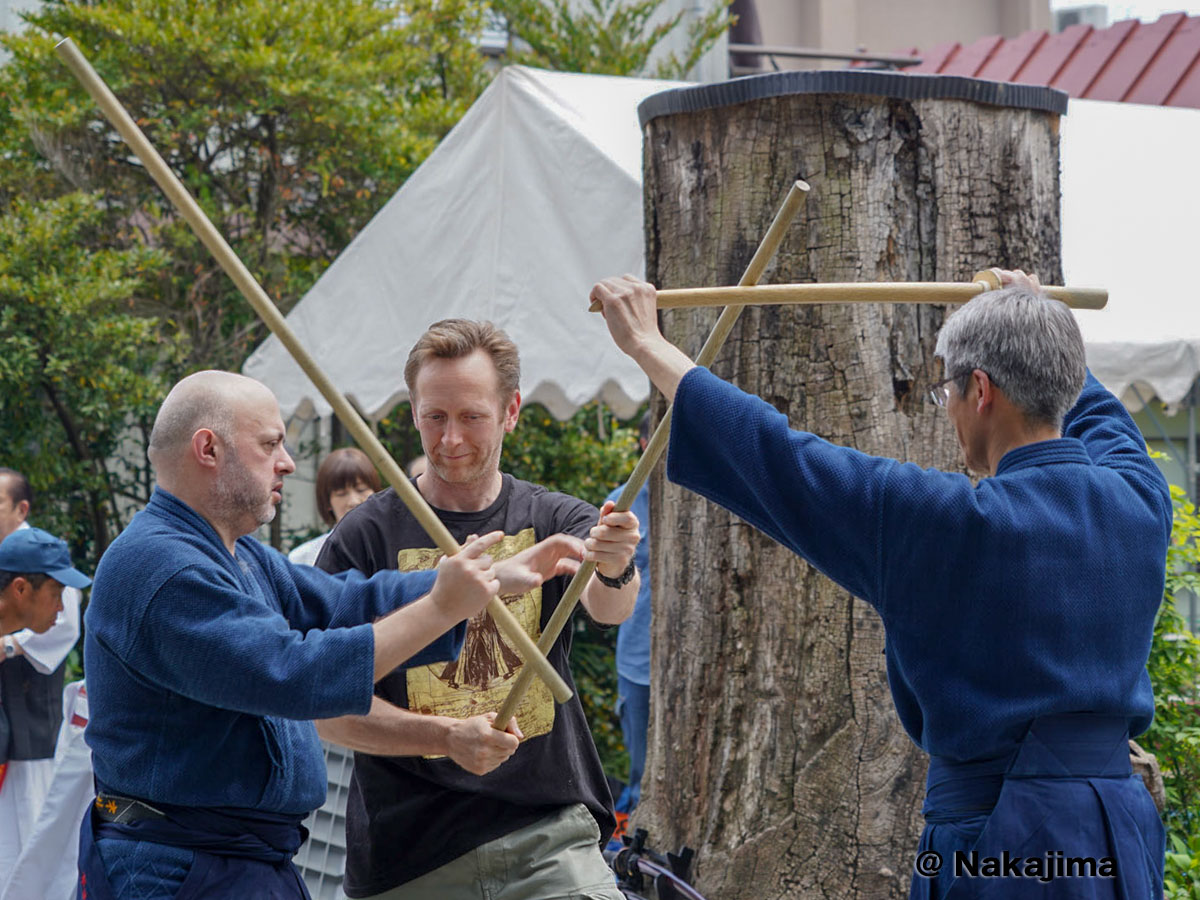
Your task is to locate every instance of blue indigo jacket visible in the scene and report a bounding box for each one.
[84,489,455,814]
[667,369,1172,763]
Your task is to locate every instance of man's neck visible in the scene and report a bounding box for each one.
[156,481,244,555]
[417,469,504,513]
[984,422,1061,475]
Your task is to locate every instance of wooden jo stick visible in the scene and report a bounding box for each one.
[55,37,572,704]
[492,181,812,729]
[589,276,1107,313]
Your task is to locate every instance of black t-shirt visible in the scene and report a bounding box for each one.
[316,474,616,896]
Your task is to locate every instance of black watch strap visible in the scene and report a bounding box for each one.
[594,558,636,588]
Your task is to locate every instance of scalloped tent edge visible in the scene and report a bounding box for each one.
[245,68,1200,419]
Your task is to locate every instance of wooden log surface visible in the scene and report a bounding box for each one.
[638,86,1065,899]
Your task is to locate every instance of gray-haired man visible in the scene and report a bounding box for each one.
[592,269,1171,900]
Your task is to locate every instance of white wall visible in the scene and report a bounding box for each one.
[750,0,1051,69]
[0,0,39,35]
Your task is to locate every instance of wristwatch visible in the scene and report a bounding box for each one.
[594,558,636,589]
[2,636,16,659]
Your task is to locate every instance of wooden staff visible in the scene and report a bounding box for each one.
[55,37,572,703]
[588,274,1107,312]
[492,181,812,728]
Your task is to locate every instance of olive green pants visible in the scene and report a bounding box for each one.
[361,803,623,900]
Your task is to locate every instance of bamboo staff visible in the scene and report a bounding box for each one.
[492,181,812,728]
[55,37,572,703]
[588,275,1107,312]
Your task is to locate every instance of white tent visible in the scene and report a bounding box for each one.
[244,66,687,422]
[246,70,1200,423]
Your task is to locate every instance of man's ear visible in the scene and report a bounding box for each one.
[191,428,221,470]
[14,499,29,523]
[9,575,31,604]
[973,369,996,414]
[504,390,522,433]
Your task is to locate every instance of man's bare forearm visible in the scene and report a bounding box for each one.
[318,696,453,756]
[317,697,521,774]
[581,571,639,625]
[630,337,695,404]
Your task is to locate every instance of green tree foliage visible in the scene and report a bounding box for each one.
[492,0,730,78]
[1146,484,1200,899]
[0,192,178,560]
[0,0,490,373]
[500,402,640,503]
[1142,489,1200,897]
[0,0,493,568]
[0,0,693,773]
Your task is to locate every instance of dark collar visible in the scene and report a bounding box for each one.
[994,437,1090,476]
[146,488,248,561]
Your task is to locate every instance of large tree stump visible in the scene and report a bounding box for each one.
[637,73,1067,899]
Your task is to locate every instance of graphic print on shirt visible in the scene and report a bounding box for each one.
[399,527,554,755]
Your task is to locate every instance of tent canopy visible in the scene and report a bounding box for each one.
[246,69,1200,419]
[244,66,686,422]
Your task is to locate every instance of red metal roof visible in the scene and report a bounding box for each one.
[901,12,1200,109]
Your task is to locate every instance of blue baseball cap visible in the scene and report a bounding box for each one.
[0,528,91,589]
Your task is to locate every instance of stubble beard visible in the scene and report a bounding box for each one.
[429,443,503,492]
[213,447,276,532]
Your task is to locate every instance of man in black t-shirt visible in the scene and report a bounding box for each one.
[317,319,640,900]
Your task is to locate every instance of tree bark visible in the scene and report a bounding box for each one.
[639,82,1063,899]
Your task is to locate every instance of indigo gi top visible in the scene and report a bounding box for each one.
[667,368,1172,763]
[84,488,457,815]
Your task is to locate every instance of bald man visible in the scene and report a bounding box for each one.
[79,371,585,900]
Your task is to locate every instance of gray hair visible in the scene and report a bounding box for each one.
[934,286,1086,428]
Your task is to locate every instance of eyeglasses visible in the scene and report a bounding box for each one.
[928,369,997,407]
[928,373,965,408]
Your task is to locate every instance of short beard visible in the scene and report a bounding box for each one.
[429,455,495,488]
[212,445,275,531]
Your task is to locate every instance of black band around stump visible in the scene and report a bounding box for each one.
[594,558,636,588]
